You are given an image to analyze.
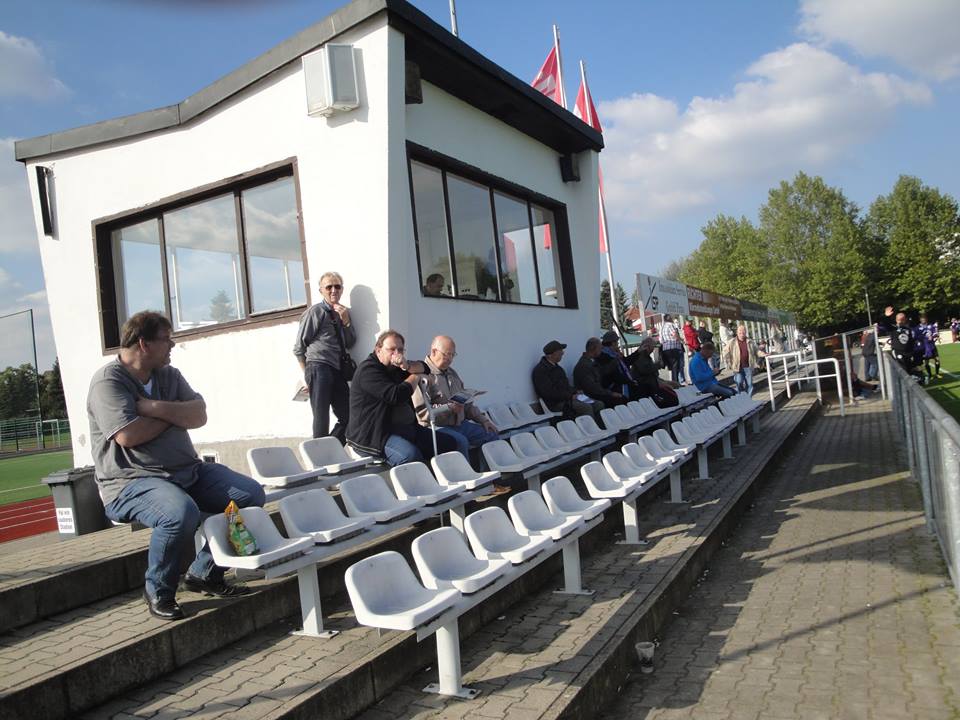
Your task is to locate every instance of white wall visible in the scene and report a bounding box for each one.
[24,16,394,464]
[398,81,601,404]
[23,18,601,466]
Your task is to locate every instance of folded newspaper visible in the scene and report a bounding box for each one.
[292,381,309,402]
[449,388,486,404]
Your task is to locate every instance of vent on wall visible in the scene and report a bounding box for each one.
[303,44,361,117]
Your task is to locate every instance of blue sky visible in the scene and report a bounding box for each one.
[2,0,958,370]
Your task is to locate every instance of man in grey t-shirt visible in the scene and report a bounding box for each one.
[88,311,265,620]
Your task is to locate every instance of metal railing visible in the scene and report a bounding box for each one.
[808,326,887,403]
[884,350,960,587]
[0,417,71,453]
[763,350,845,416]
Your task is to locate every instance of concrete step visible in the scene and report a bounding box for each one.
[63,396,812,720]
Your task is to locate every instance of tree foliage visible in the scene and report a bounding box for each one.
[668,171,959,331]
[0,364,40,420]
[599,280,630,330]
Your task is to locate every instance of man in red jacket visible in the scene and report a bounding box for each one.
[683,319,701,355]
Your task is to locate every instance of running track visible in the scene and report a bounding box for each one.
[0,496,57,543]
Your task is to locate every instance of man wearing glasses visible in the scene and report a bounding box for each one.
[88,311,265,621]
[413,335,499,459]
[293,272,356,441]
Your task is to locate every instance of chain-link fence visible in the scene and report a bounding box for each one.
[0,417,71,453]
[884,350,960,587]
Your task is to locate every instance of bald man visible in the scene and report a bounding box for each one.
[413,335,500,459]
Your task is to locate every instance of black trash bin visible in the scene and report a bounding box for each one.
[43,466,109,538]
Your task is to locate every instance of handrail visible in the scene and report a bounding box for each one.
[764,350,845,416]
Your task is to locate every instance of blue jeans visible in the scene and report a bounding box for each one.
[383,426,459,466]
[863,355,878,381]
[104,463,265,600]
[734,367,753,395]
[704,382,736,398]
[437,421,499,459]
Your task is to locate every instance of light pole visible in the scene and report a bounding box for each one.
[864,287,872,326]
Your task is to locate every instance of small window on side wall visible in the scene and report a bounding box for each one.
[95,163,307,349]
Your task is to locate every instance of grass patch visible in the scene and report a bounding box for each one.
[0,451,74,505]
[925,343,960,422]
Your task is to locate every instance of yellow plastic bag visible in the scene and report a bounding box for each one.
[225,500,258,556]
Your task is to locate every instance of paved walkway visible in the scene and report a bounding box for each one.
[606,401,960,720]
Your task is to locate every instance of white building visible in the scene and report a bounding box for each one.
[16,0,604,466]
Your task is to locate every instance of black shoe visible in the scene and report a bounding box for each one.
[181,573,251,597]
[143,590,184,620]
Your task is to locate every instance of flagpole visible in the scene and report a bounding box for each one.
[448,0,459,37]
[553,24,567,109]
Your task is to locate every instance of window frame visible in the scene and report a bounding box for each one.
[406,142,578,309]
[92,157,309,352]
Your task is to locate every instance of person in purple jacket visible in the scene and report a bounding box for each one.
[918,314,941,379]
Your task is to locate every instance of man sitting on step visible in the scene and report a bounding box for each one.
[87,311,266,621]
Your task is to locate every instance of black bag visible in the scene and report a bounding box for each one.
[332,312,357,381]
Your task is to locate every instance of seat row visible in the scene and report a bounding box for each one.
[246,436,381,489]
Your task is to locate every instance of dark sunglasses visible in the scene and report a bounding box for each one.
[323,284,343,291]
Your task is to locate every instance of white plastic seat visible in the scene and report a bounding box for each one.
[603,451,657,485]
[672,420,710,446]
[654,428,695,454]
[626,401,651,422]
[556,420,590,446]
[580,461,643,498]
[345,551,461,631]
[639,434,684,464]
[508,491,584,540]
[538,398,563,419]
[621,443,661,472]
[615,404,642,429]
[541,476,611,521]
[339,474,425,523]
[464,507,552,564]
[509,402,546,427]
[485,404,518,430]
[279,489,375,544]
[247,446,325,487]
[638,398,671,419]
[431,452,499,490]
[299,437,374,474]
[390,463,463,505]
[510,432,558,462]
[204,506,314,570]
[599,407,626,432]
[412,527,510,594]
[575,414,616,440]
[534,425,579,454]
[482,440,538,473]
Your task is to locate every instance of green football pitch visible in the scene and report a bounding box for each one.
[0,451,74,506]
[925,343,960,423]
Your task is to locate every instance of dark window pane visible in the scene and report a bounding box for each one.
[531,204,563,306]
[241,177,306,313]
[446,174,499,300]
[493,192,538,304]
[163,194,244,330]
[410,161,452,296]
[111,219,165,325]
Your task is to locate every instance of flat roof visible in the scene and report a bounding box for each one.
[15,0,603,162]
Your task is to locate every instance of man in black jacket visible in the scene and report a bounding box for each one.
[532,340,602,419]
[346,330,457,465]
[881,307,925,383]
[574,338,625,407]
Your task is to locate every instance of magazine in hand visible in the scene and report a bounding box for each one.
[292,381,309,402]
[449,388,486,405]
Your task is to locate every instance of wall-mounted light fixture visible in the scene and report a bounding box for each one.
[36,166,54,236]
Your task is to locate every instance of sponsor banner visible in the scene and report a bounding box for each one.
[685,285,721,317]
[740,300,767,322]
[718,294,742,323]
[636,273,689,316]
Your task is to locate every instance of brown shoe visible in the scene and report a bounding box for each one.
[490,484,512,496]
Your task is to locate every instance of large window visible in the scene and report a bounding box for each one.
[95,163,306,348]
[408,146,575,308]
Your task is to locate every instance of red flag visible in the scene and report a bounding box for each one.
[573,81,602,133]
[542,223,552,250]
[531,47,563,105]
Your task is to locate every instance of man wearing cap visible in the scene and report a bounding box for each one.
[532,340,603,419]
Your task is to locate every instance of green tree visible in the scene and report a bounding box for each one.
[660,256,689,282]
[759,172,872,329]
[209,290,236,323]
[40,359,66,419]
[679,215,767,301]
[600,280,630,330]
[0,364,39,419]
[866,175,960,314]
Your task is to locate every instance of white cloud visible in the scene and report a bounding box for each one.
[800,0,960,81]
[0,138,41,255]
[0,30,69,100]
[17,289,47,304]
[599,43,930,222]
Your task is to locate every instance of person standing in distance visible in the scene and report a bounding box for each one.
[293,272,356,442]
